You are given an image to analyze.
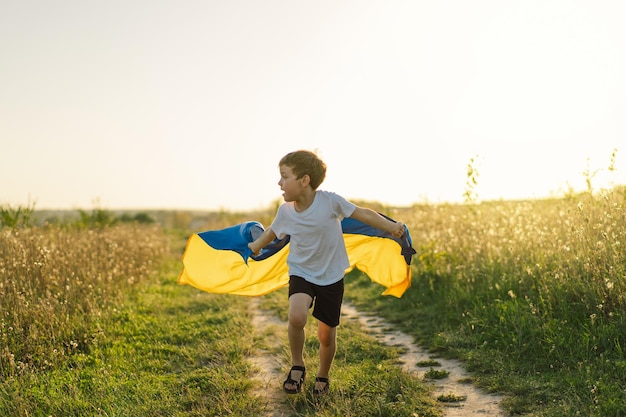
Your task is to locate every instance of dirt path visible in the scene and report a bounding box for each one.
[249,298,505,417]
[341,302,505,416]
[249,297,292,417]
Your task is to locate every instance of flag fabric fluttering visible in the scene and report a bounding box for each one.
[178,215,416,297]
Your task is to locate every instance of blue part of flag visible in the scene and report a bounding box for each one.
[197,221,290,263]
[196,215,415,266]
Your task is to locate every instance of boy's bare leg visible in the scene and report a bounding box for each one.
[316,321,336,390]
[285,293,312,391]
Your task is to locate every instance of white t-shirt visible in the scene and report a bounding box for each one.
[271,190,356,286]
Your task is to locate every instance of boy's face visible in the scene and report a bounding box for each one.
[278,164,307,202]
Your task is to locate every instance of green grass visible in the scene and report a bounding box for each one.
[0,224,171,376]
[1,225,441,417]
[423,368,450,380]
[4,186,626,416]
[259,288,442,417]
[437,393,467,403]
[0,273,263,416]
[345,187,626,416]
[416,359,441,367]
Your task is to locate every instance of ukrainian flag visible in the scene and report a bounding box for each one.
[178,216,416,297]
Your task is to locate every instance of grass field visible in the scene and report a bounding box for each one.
[348,187,626,416]
[1,186,625,416]
[0,218,440,416]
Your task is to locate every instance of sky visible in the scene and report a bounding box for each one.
[2,0,625,211]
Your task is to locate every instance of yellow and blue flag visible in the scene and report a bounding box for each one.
[178,216,416,297]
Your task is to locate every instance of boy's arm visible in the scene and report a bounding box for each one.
[350,207,405,238]
[248,227,277,256]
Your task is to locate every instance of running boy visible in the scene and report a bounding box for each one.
[248,150,406,395]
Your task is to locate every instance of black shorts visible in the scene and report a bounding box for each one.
[289,275,344,328]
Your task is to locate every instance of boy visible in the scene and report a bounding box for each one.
[248,150,406,395]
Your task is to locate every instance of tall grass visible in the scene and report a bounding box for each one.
[0,202,36,228]
[1,214,440,416]
[348,186,626,415]
[3,183,625,415]
[0,224,169,377]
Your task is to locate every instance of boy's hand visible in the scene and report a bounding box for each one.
[248,242,260,256]
[247,227,276,257]
[390,222,406,239]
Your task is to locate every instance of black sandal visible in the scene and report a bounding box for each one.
[313,376,329,395]
[283,365,306,394]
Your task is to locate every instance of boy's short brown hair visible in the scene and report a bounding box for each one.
[279,150,326,190]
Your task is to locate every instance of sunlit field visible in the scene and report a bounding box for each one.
[348,186,626,416]
[0,219,268,416]
[1,184,625,416]
[0,223,170,376]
